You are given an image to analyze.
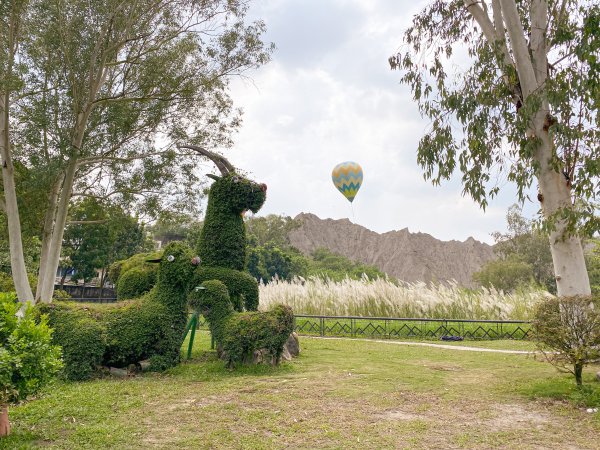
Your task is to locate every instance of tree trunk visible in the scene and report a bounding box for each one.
[0,405,10,437]
[574,361,583,386]
[37,161,77,303]
[535,120,591,297]
[36,178,62,301]
[1,95,34,304]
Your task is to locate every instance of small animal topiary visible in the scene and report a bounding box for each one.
[180,145,267,311]
[39,241,199,379]
[189,280,294,368]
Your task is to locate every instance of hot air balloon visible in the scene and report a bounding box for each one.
[331,161,363,203]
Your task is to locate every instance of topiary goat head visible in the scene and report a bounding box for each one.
[179,145,267,216]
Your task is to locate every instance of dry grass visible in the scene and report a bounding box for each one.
[3,332,599,449]
[259,277,551,320]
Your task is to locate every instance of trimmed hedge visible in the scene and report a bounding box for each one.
[38,303,106,381]
[117,267,157,299]
[109,251,161,297]
[191,266,259,312]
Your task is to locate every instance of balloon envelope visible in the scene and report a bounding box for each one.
[331,161,363,203]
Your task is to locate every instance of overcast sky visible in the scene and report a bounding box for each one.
[219,0,539,244]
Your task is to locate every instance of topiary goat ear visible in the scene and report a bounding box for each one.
[146,257,162,263]
[207,174,220,181]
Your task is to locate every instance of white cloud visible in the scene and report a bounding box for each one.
[222,0,538,244]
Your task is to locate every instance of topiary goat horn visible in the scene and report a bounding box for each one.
[179,145,235,175]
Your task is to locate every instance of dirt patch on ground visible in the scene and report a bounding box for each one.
[485,403,551,431]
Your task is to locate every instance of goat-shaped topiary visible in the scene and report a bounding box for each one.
[189,280,294,368]
[39,242,199,379]
[180,145,267,311]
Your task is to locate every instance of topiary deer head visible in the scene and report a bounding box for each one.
[180,145,267,271]
[146,241,199,306]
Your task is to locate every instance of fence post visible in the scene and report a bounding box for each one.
[320,317,325,337]
[351,318,355,337]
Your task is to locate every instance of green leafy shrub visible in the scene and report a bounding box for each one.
[117,267,157,299]
[532,295,600,385]
[52,290,71,301]
[472,257,537,292]
[109,250,161,289]
[1,293,62,417]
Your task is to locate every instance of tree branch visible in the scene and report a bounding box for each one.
[66,220,107,225]
[464,0,497,44]
[499,0,538,97]
[530,0,548,84]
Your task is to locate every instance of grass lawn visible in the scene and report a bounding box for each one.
[3,332,599,449]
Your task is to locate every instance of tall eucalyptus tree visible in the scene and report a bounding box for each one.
[390,0,598,295]
[1,0,272,303]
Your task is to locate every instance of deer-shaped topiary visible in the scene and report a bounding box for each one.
[39,242,199,379]
[180,145,267,311]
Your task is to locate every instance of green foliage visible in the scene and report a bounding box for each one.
[199,173,267,271]
[116,267,157,300]
[490,205,556,293]
[585,239,600,295]
[51,290,71,301]
[0,293,62,405]
[532,295,600,385]
[247,243,309,282]
[0,272,38,294]
[37,303,106,381]
[190,280,294,367]
[150,213,204,249]
[308,248,387,281]
[191,266,259,311]
[39,242,195,379]
[472,257,537,293]
[246,215,300,248]
[62,198,153,284]
[110,250,161,297]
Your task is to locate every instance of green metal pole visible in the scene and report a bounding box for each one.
[187,314,198,359]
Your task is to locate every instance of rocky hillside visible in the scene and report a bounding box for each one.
[288,213,496,287]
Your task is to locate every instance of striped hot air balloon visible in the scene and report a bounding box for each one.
[331,161,363,203]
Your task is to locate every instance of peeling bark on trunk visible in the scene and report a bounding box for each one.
[0,405,10,437]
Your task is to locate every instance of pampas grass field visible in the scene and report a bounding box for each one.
[259,276,551,320]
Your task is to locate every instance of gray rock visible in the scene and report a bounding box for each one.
[138,359,152,372]
[283,332,300,358]
[109,367,128,377]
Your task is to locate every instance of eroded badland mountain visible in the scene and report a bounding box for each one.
[288,213,495,287]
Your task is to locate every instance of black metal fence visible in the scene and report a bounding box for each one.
[55,285,116,300]
[294,315,531,340]
[66,297,531,340]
